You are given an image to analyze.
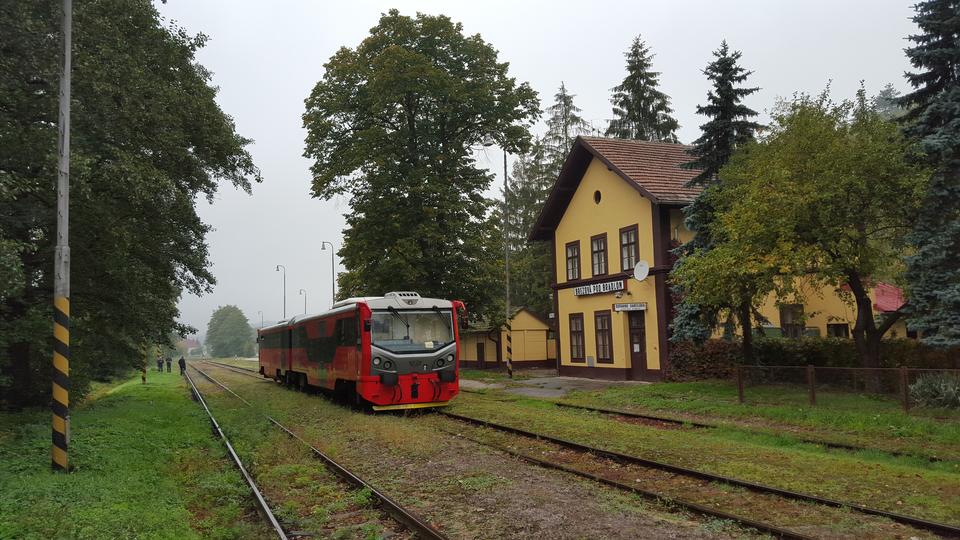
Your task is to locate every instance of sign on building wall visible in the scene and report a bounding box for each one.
[573,280,625,296]
[613,302,647,311]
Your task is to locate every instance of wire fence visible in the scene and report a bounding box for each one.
[734,365,960,411]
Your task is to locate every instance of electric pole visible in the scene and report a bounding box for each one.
[503,150,512,379]
[51,0,72,472]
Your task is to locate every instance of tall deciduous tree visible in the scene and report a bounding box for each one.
[0,1,259,407]
[672,41,761,354]
[898,0,960,347]
[205,306,255,358]
[676,90,928,369]
[605,36,679,142]
[303,11,538,321]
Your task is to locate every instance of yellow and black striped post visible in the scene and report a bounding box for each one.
[505,323,513,379]
[52,297,70,471]
[52,0,72,472]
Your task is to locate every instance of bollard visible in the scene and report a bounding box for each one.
[900,366,910,412]
[806,364,816,406]
[736,365,745,404]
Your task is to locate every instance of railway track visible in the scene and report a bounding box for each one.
[188,363,448,540]
[436,410,960,539]
[549,401,946,463]
[183,369,289,539]
[198,361,959,538]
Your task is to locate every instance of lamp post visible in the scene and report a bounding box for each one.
[257,310,263,329]
[502,149,512,379]
[321,241,336,308]
[299,289,307,314]
[275,264,286,319]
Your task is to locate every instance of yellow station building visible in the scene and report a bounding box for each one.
[460,308,557,370]
[530,137,908,381]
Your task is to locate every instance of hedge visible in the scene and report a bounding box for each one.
[667,337,960,382]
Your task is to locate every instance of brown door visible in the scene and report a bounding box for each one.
[628,311,648,380]
[476,342,485,369]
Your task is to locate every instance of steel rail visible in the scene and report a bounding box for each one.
[202,360,270,380]
[434,425,814,540]
[437,411,960,538]
[183,370,288,539]
[551,401,945,463]
[190,364,448,540]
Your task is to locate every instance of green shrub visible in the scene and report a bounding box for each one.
[910,373,960,409]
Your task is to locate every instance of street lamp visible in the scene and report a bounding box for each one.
[482,136,513,379]
[321,241,336,308]
[299,289,307,314]
[275,264,286,319]
[257,310,263,329]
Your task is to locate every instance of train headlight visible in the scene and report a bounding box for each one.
[446,354,454,363]
[373,357,381,366]
[435,358,445,368]
[383,360,393,370]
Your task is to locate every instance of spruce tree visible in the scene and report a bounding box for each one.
[898,0,960,347]
[672,41,760,347]
[543,82,590,179]
[606,36,680,142]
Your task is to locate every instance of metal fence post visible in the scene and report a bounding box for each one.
[806,364,816,406]
[900,366,910,412]
[736,365,744,404]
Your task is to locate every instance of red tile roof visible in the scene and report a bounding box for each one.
[579,137,703,204]
[873,282,906,313]
[529,136,704,241]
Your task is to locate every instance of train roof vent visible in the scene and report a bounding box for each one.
[384,291,421,305]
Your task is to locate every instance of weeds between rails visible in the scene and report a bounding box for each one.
[436,410,960,538]
[198,362,825,539]
[201,361,960,537]
[188,363,448,540]
[183,369,289,539]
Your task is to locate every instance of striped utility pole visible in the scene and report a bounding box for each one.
[503,150,512,379]
[51,0,73,472]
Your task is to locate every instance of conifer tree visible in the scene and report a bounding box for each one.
[543,82,590,179]
[898,0,960,347]
[672,41,760,348]
[606,36,680,142]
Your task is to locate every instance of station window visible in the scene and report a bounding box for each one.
[595,311,612,363]
[827,323,850,338]
[569,313,585,362]
[565,241,581,281]
[591,233,608,276]
[620,224,639,272]
[779,304,805,339]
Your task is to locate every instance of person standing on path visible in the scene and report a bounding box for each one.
[165,356,172,372]
[156,355,163,372]
[178,356,186,375]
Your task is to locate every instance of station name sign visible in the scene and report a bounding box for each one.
[573,279,625,296]
[614,302,647,312]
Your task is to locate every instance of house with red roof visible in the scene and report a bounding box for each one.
[530,136,910,381]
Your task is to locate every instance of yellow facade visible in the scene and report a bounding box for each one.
[554,159,663,373]
[460,309,557,368]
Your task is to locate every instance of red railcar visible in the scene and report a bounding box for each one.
[258,291,462,410]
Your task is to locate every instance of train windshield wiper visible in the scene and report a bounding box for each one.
[431,306,451,332]
[387,306,410,339]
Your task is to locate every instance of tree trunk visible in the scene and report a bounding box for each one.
[738,300,753,364]
[847,272,886,392]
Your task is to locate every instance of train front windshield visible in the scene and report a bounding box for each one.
[371,310,454,354]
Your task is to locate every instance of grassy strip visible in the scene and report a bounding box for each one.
[556,379,960,460]
[447,392,960,524]
[0,371,269,540]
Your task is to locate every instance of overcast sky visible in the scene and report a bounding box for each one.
[155,0,918,338]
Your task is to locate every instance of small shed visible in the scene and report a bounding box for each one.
[460,308,557,370]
